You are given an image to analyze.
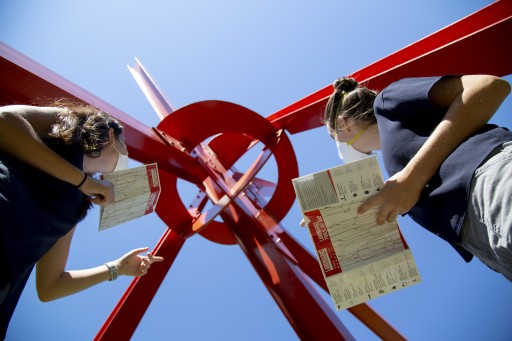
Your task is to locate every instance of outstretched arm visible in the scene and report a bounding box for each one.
[358,75,511,224]
[0,105,114,205]
[35,227,164,302]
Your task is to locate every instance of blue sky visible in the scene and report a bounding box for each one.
[1,1,511,340]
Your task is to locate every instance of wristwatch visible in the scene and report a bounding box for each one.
[105,262,119,281]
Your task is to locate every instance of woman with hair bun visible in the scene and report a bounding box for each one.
[0,102,163,339]
[324,75,512,281]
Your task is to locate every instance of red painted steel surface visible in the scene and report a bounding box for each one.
[1,1,510,340]
[94,228,186,341]
[156,101,298,239]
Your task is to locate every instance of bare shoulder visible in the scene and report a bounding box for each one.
[0,105,66,136]
[1,104,65,115]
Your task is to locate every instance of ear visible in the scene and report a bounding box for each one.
[338,117,355,133]
[107,128,115,142]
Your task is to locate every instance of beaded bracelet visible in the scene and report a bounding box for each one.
[76,172,88,188]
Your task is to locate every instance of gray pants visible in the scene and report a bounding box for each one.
[460,142,512,282]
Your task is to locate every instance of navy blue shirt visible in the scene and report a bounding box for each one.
[374,76,512,261]
[0,140,90,339]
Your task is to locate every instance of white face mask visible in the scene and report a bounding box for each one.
[113,152,129,171]
[112,140,129,172]
[336,140,371,163]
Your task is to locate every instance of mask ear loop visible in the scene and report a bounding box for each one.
[331,92,348,141]
[111,139,128,156]
[347,125,370,146]
[111,142,122,155]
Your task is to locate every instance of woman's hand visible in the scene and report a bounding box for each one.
[113,247,164,277]
[79,176,115,206]
[357,169,424,224]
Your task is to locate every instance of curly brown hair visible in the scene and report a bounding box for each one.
[47,99,124,158]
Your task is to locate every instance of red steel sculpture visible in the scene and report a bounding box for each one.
[1,1,511,340]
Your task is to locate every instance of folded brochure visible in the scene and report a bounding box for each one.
[292,156,421,310]
[99,163,161,231]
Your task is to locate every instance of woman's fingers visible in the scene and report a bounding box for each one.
[147,253,164,263]
[81,177,115,206]
[386,208,401,223]
[358,194,402,225]
[136,251,164,276]
[132,247,149,255]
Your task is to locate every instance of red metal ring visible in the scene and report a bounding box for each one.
[155,100,298,244]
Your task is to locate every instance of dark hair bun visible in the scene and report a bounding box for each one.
[333,77,358,94]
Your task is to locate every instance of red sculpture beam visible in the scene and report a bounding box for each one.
[267,0,512,134]
[128,57,175,120]
[95,228,185,340]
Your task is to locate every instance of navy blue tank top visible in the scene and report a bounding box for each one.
[374,76,512,261]
[0,140,90,339]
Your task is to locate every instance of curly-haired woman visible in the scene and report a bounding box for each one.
[0,102,163,339]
